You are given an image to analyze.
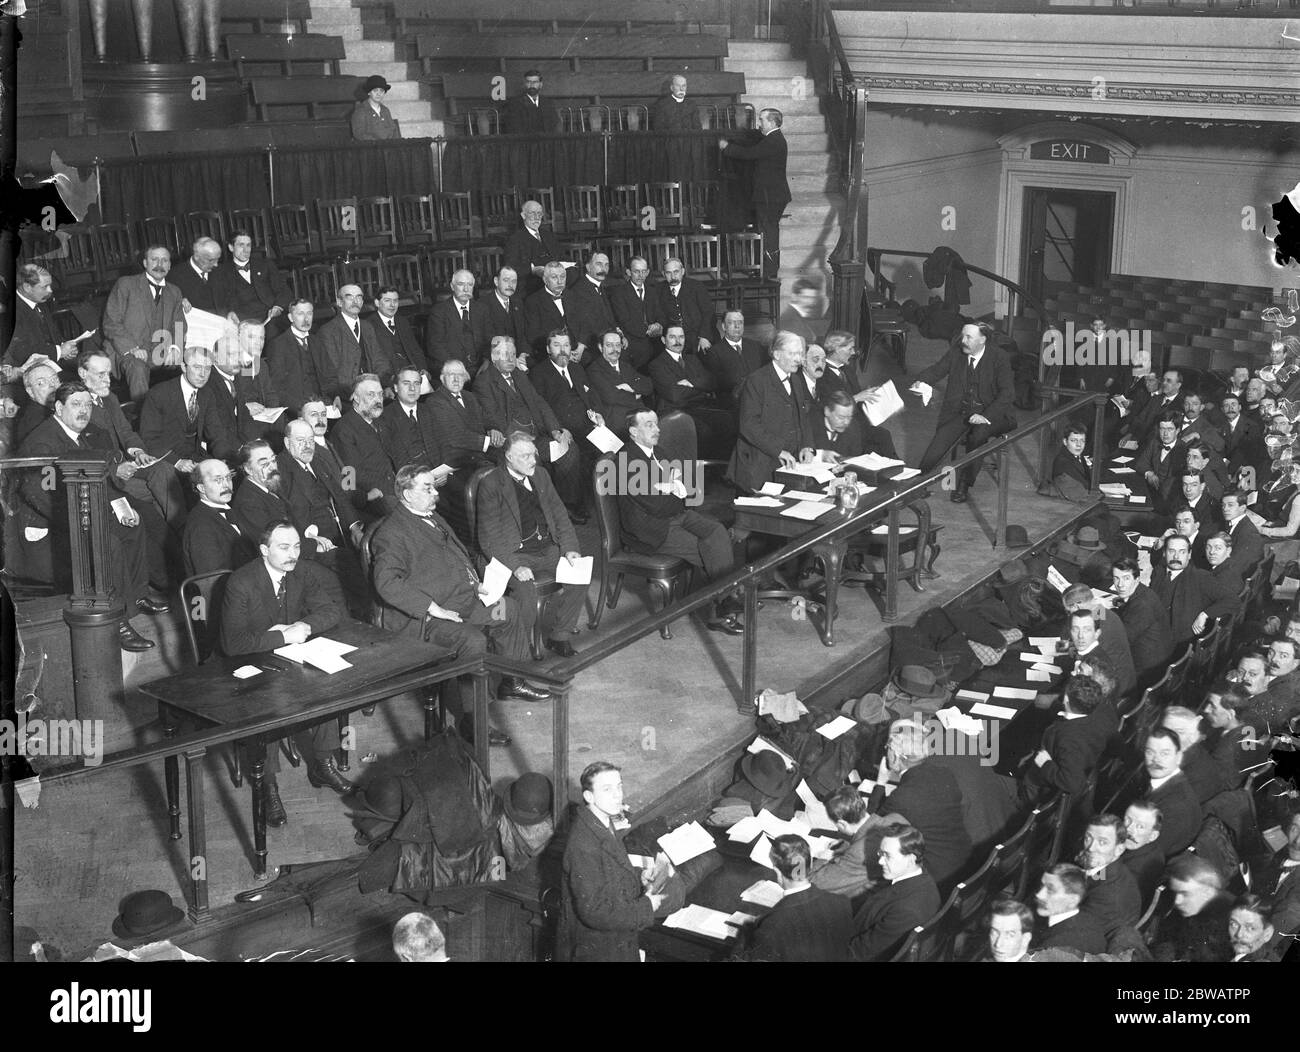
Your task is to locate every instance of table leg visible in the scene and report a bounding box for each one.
[813,537,846,646]
[423,688,439,742]
[247,739,269,880]
[336,715,350,771]
[161,704,182,841]
[552,683,570,828]
[911,499,933,590]
[742,580,759,709]
[184,747,210,922]
[884,505,901,622]
[472,669,491,777]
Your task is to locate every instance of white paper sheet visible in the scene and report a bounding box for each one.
[855,778,896,798]
[843,451,905,472]
[784,490,833,502]
[734,496,785,507]
[955,688,990,702]
[739,879,785,908]
[657,821,716,866]
[815,715,857,740]
[252,406,287,423]
[1110,467,1135,475]
[1119,439,1139,451]
[1111,456,1134,465]
[273,636,358,674]
[1031,663,1063,674]
[747,737,798,769]
[780,501,836,521]
[662,903,735,940]
[1026,670,1051,682]
[759,482,784,496]
[555,555,593,585]
[418,374,434,396]
[749,833,777,871]
[727,816,765,842]
[549,439,565,462]
[232,665,261,679]
[585,424,623,454]
[870,523,918,534]
[892,467,921,480]
[725,911,760,927]
[969,702,1018,720]
[992,685,1037,701]
[910,381,933,406]
[480,557,513,606]
[859,380,905,427]
[1029,636,1061,650]
[182,307,233,349]
[1046,565,1071,592]
[781,462,837,484]
[326,404,342,420]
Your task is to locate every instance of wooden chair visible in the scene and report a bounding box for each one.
[315,197,361,255]
[590,454,692,639]
[888,885,959,962]
[643,181,684,233]
[185,210,227,248]
[614,104,649,132]
[1017,794,1068,899]
[140,215,182,257]
[603,184,642,236]
[686,179,720,230]
[434,191,475,243]
[988,808,1037,899]
[681,232,729,312]
[523,187,560,234]
[468,245,505,288]
[381,253,426,307]
[93,222,138,285]
[293,261,338,313]
[656,410,731,525]
[562,185,604,238]
[271,203,314,258]
[338,256,384,296]
[396,194,439,247]
[638,235,679,277]
[358,196,399,250]
[724,231,779,320]
[423,248,468,301]
[594,237,636,281]
[463,108,501,136]
[228,208,273,256]
[477,187,521,241]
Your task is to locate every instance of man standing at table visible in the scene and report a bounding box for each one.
[728,330,809,494]
[220,520,355,822]
[719,108,791,280]
[910,322,1015,504]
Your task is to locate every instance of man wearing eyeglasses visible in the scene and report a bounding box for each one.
[183,457,257,576]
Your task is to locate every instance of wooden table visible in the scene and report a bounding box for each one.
[139,621,459,880]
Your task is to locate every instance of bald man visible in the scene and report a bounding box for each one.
[308,284,381,401]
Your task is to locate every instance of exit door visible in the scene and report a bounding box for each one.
[1020,187,1114,300]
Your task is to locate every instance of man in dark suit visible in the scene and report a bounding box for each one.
[427,269,486,375]
[101,245,182,401]
[1149,855,1233,962]
[728,330,809,494]
[749,835,852,962]
[1159,706,1231,805]
[1176,469,1218,530]
[1219,393,1266,478]
[1221,491,1265,574]
[1078,813,1143,938]
[1127,368,1185,447]
[531,329,604,448]
[330,374,398,517]
[206,322,280,446]
[1178,391,1225,455]
[563,253,616,364]
[2,264,79,371]
[219,520,354,812]
[1111,557,1175,685]
[476,434,587,659]
[369,462,552,706]
[1120,800,1168,910]
[1256,810,1300,938]
[503,200,568,297]
[1148,533,1208,646]
[820,328,900,460]
[231,439,328,562]
[650,258,715,355]
[12,360,58,447]
[501,70,560,136]
[1134,414,1186,512]
[214,229,291,326]
[367,285,425,388]
[586,330,652,437]
[557,762,673,961]
[478,266,529,365]
[138,345,239,476]
[1023,671,1118,801]
[522,262,577,359]
[807,390,872,463]
[265,299,323,415]
[309,284,380,402]
[1183,442,1228,504]
[17,381,163,651]
[377,366,447,472]
[477,336,584,520]
[607,256,662,371]
[650,74,701,131]
[720,107,791,279]
[1051,423,1093,502]
[427,359,503,469]
[705,310,765,410]
[614,409,744,635]
[648,324,734,460]
[182,457,256,576]
[911,322,1015,503]
[848,823,941,961]
[168,237,224,315]
[778,278,829,347]
[1118,728,1204,860]
[1032,864,1109,955]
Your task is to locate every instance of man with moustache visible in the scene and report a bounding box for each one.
[1149,533,1207,646]
[1119,800,1167,909]
[650,257,714,355]
[523,261,576,359]
[2,264,80,372]
[502,70,560,136]
[563,252,616,364]
[266,298,323,415]
[138,344,239,476]
[207,322,280,445]
[504,199,568,296]
[169,236,224,315]
[704,310,765,409]
[586,330,652,436]
[1177,391,1225,455]
[806,391,871,463]
[308,284,379,402]
[331,374,399,516]
[819,329,900,460]
[1076,813,1142,938]
[183,457,256,575]
[427,269,485,374]
[231,439,327,561]
[378,367,448,471]
[647,323,732,458]
[13,359,60,447]
[530,328,605,451]
[607,256,662,371]
[215,228,291,327]
[427,358,504,469]
[366,285,423,388]
[728,330,809,494]
[650,74,701,131]
[1115,728,1203,860]
[102,244,181,400]
[479,266,529,365]
[1220,393,1266,477]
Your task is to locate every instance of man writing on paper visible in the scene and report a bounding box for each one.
[820,330,899,460]
[219,520,354,814]
[475,432,588,660]
[748,834,853,962]
[909,322,1015,504]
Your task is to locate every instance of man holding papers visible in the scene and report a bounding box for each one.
[220,520,353,812]
[476,433,588,659]
[748,835,853,961]
[820,329,900,460]
[728,330,810,494]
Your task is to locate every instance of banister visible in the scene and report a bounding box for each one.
[864,245,1052,326]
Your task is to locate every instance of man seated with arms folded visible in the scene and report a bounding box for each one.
[1148,855,1233,962]
[585,330,652,437]
[182,458,256,577]
[1049,424,1093,502]
[810,785,880,903]
[727,330,809,495]
[1242,635,1300,737]
[427,358,503,470]
[219,520,355,823]
[848,822,941,961]
[1158,705,1231,805]
[476,432,587,660]
[1228,894,1283,962]
[17,381,166,651]
[1110,556,1174,686]
[1021,669,1117,803]
[978,897,1037,962]
[1059,582,1136,696]
[1118,728,1203,860]
[1120,799,1168,910]
[1256,809,1300,940]
[614,409,746,637]
[1077,812,1142,940]
[1032,863,1108,955]
[748,834,853,962]
[1200,680,1261,787]
[329,375,398,517]
[139,344,239,482]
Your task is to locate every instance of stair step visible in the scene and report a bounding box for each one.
[742,96,821,117]
[339,41,400,62]
[340,61,421,87]
[308,23,364,40]
[726,59,807,78]
[728,41,794,61]
[386,100,435,120]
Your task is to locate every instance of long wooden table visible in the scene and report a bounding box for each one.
[139,621,461,880]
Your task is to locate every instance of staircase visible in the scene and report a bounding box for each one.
[305,0,445,138]
[725,41,841,301]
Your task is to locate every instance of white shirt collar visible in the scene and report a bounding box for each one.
[190,259,206,278]
[1149,771,1178,791]
[264,562,286,593]
[18,292,38,310]
[54,417,82,443]
[200,498,231,510]
[967,350,984,369]
[635,442,656,459]
[179,376,200,403]
[1046,908,1079,927]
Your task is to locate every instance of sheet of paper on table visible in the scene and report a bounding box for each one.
[936,706,984,736]
[252,407,287,424]
[1019,652,1051,663]
[555,555,594,585]
[1026,670,1051,682]
[892,467,922,480]
[740,879,785,908]
[1119,439,1139,451]
[480,557,513,606]
[1128,495,1147,505]
[816,715,857,739]
[274,636,359,674]
[1099,483,1130,497]
[232,665,261,679]
[859,380,905,426]
[585,424,623,454]
[1110,467,1135,475]
[1111,456,1134,464]
[735,496,785,507]
[843,451,905,473]
[969,701,1019,720]
[956,688,990,702]
[993,685,1037,700]
[747,737,799,769]
[1030,638,1061,656]
[781,501,836,521]
[759,481,784,496]
[662,903,736,940]
[784,490,834,502]
[1031,662,1063,674]
[657,821,717,866]
[755,808,812,838]
[1046,565,1070,592]
[725,911,760,928]
[727,815,765,842]
[782,462,837,484]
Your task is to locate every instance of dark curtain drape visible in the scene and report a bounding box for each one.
[99,152,271,224]
[272,139,437,206]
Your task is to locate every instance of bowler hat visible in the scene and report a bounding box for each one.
[112,890,185,940]
[739,749,797,799]
[890,664,947,700]
[1071,525,1105,551]
[839,693,889,724]
[1004,524,1031,549]
[363,75,391,93]
[503,772,553,827]
[997,559,1028,586]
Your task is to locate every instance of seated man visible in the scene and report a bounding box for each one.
[1221,489,1265,576]
[1134,413,1185,512]
[848,822,941,961]
[807,390,873,465]
[585,330,652,436]
[1032,863,1108,955]
[427,269,485,374]
[1243,635,1300,736]
[379,366,446,470]
[810,785,878,903]
[1111,557,1174,685]
[1049,423,1093,502]
[100,244,179,401]
[1159,705,1231,805]
[1183,440,1229,504]
[529,328,605,519]
[232,439,321,558]
[1119,728,1203,860]
[1077,812,1142,939]
[138,344,239,479]
[476,432,587,659]
[1228,895,1282,963]
[647,324,735,460]
[12,358,59,447]
[980,897,1037,963]
[1149,855,1233,962]
[819,328,898,459]
[369,285,426,388]
[1197,532,1245,634]
[613,409,745,637]
[704,309,765,409]
[748,834,853,962]
[728,330,809,495]
[1255,809,1300,939]
[1148,533,1207,647]
[329,374,398,518]
[182,458,256,576]
[1176,468,1218,529]
[1120,799,1168,910]
[219,520,354,820]
[265,298,322,415]
[1022,670,1117,801]
[207,322,279,446]
[1059,582,1136,697]
[392,911,449,963]
[1200,680,1260,787]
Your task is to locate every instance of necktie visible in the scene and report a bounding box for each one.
[151,283,162,302]
[298,335,309,353]
[186,390,198,423]
[275,577,288,622]
[408,407,417,424]
[607,815,619,837]
[92,396,102,408]
[200,270,208,283]
[350,323,360,343]
[781,375,791,397]
[239,265,252,284]
[562,368,571,388]
[636,286,644,301]
[966,355,976,391]
[455,395,464,408]
[505,374,517,393]
[386,320,396,335]
[459,306,471,334]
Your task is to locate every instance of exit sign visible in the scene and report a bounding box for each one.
[1029,140,1110,164]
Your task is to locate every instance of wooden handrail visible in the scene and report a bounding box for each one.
[864,245,1051,325]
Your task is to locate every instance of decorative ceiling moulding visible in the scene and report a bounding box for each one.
[872,104,1278,130]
